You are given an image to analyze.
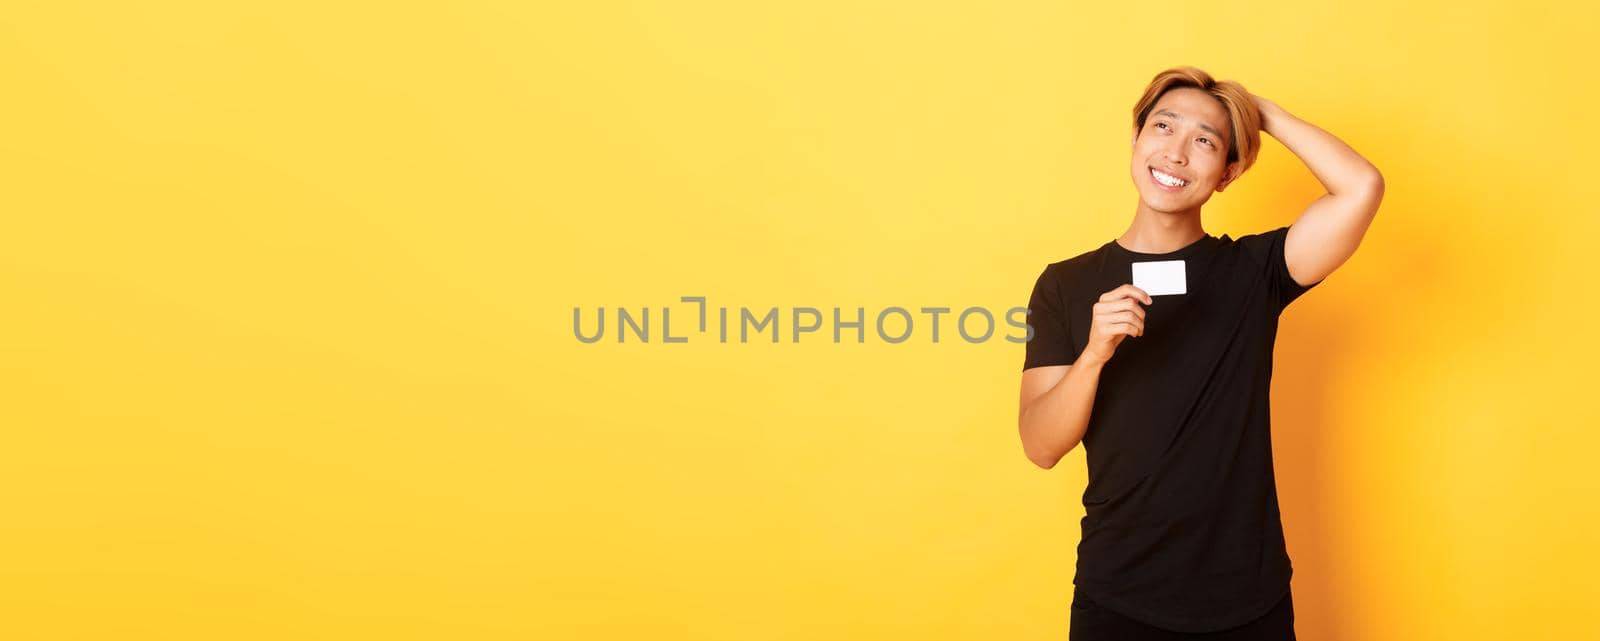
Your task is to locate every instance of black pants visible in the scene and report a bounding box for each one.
[1069,589,1295,640]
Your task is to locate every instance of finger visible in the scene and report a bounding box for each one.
[1094,298,1147,320]
[1111,308,1145,325]
[1127,285,1153,305]
[1099,284,1154,306]
[1109,310,1146,336]
[1109,310,1145,334]
[1107,320,1140,337]
[1112,299,1147,321]
[1099,284,1141,303]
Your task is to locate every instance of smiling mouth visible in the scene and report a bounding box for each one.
[1150,167,1188,190]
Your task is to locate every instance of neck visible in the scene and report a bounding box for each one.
[1119,200,1207,253]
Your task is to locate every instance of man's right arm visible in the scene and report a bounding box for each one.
[1018,355,1106,469]
[1017,282,1149,469]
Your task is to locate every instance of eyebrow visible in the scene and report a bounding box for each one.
[1153,109,1226,141]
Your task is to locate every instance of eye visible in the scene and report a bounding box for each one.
[1198,137,1213,148]
[1155,121,1169,131]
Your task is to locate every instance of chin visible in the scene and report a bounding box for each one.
[1140,188,1186,207]
[1142,191,1209,214]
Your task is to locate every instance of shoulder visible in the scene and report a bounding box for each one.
[1037,243,1106,282]
[1217,226,1288,268]
[1228,225,1287,244]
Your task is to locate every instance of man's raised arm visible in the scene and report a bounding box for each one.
[1253,94,1386,287]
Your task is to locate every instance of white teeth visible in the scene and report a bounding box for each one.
[1152,169,1187,187]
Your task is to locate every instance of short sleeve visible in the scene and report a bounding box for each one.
[1240,225,1322,310]
[1023,264,1080,370]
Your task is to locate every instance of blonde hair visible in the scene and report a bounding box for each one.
[1132,66,1262,175]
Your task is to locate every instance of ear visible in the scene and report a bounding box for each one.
[1215,162,1243,192]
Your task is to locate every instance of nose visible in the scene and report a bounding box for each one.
[1163,143,1187,166]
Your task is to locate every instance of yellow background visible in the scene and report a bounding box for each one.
[3,2,1596,639]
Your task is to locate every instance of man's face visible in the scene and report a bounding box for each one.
[1129,87,1241,213]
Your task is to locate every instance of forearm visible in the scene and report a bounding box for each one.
[1019,357,1106,469]
[1258,100,1384,195]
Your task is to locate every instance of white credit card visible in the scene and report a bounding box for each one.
[1131,260,1187,296]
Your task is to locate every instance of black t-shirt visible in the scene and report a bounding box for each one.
[1022,225,1321,633]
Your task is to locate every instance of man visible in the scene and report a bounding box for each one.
[1017,66,1384,639]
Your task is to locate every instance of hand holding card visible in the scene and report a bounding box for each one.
[1080,283,1152,366]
